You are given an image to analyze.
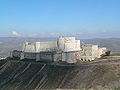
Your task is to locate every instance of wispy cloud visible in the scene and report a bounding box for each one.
[101,30,107,33]
[26,32,99,37]
[8,27,22,37]
[8,30,108,37]
[12,31,21,36]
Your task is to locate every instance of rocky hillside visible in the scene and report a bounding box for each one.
[0,58,120,90]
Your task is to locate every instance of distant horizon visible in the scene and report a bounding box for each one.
[0,30,120,39]
[0,36,120,39]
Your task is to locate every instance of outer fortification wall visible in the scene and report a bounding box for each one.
[23,41,58,53]
[12,37,108,63]
[38,41,57,52]
[78,44,107,61]
[23,42,36,52]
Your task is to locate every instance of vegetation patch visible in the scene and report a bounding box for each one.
[111,53,120,56]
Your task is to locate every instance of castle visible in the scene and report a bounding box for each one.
[11,37,107,63]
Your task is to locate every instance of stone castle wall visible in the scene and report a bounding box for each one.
[12,37,107,63]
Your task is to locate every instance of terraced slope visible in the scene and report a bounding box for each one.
[0,58,120,90]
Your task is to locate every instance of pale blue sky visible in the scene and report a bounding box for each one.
[0,0,120,38]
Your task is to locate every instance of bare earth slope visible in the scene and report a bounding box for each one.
[0,57,120,90]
